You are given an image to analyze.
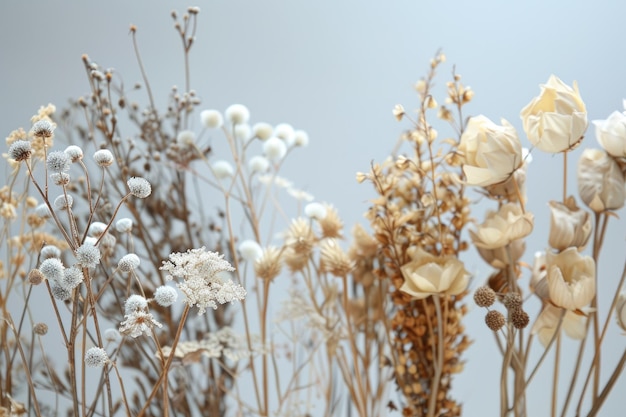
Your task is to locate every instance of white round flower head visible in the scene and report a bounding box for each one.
[31,119,55,138]
[263,137,287,162]
[47,151,71,173]
[176,130,196,146]
[294,130,309,147]
[50,172,71,186]
[62,266,84,290]
[50,282,72,300]
[225,104,250,125]
[75,243,101,268]
[93,149,114,167]
[35,203,51,219]
[39,258,65,282]
[64,145,84,162]
[84,236,97,246]
[248,155,270,174]
[124,294,148,314]
[253,122,273,140]
[212,160,234,179]
[88,222,108,237]
[41,245,61,259]
[154,285,178,307]
[118,253,140,272]
[53,194,73,210]
[8,140,32,162]
[127,177,152,198]
[103,328,121,344]
[304,202,327,220]
[200,109,224,129]
[238,239,263,262]
[85,347,108,368]
[115,218,133,233]
[234,123,251,141]
[274,123,295,146]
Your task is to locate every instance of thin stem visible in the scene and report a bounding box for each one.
[551,331,561,417]
[427,295,444,417]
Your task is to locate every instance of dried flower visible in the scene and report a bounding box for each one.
[577,148,625,212]
[263,137,287,162]
[399,247,469,299]
[473,286,496,307]
[304,202,327,220]
[85,347,109,368]
[8,140,32,162]
[31,119,55,139]
[593,110,626,158]
[253,122,273,140]
[225,104,250,125]
[39,258,64,282]
[458,115,523,186]
[476,238,526,269]
[176,130,196,146]
[76,243,101,268]
[254,246,282,281]
[160,247,245,315]
[47,151,71,173]
[64,145,84,162]
[154,285,178,307]
[294,130,309,147]
[62,266,84,290]
[520,75,587,153]
[118,253,140,272]
[532,304,586,346]
[35,203,51,219]
[28,269,45,285]
[548,197,592,251]
[200,109,223,129]
[469,203,534,249]
[50,172,70,186]
[502,292,522,310]
[211,160,234,179]
[485,310,506,331]
[320,239,353,277]
[33,323,48,335]
[53,194,73,210]
[234,123,251,141]
[40,245,61,259]
[510,308,530,329]
[248,155,270,173]
[50,282,72,300]
[317,204,343,238]
[93,149,114,167]
[115,218,133,233]
[238,240,263,262]
[104,328,121,344]
[393,104,405,121]
[127,177,152,198]
[546,247,595,310]
[119,310,163,337]
[274,123,295,145]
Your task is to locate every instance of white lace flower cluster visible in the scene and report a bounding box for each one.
[160,247,246,315]
[119,294,162,338]
[159,326,254,363]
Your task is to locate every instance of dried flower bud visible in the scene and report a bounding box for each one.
[53,194,73,210]
[294,130,309,147]
[248,155,270,173]
[8,140,32,162]
[76,243,101,268]
[33,323,48,335]
[127,177,152,198]
[50,172,71,186]
[546,247,595,310]
[502,292,523,310]
[510,308,530,329]
[154,285,178,307]
[577,148,625,212]
[234,124,251,141]
[304,202,327,220]
[263,137,287,162]
[473,286,496,307]
[64,145,84,162]
[31,120,55,139]
[118,253,140,272]
[35,203,51,219]
[124,294,148,314]
[225,104,250,125]
[485,310,506,331]
[252,122,273,140]
[238,240,263,262]
[39,258,64,282]
[274,123,295,146]
[318,204,343,238]
[593,110,626,158]
[93,149,114,167]
[176,130,196,146]
[400,247,469,299]
[320,239,353,277]
[50,282,71,300]
[28,269,45,285]
[548,197,592,251]
[115,218,133,233]
[40,245,61,259]
[470,203,534,249]
[476,238,526,270]
[200,110,223,129]
[47,151,71,173]
[85,347,109,368]
[211,160,234,179]
[393,104,405,121]
[254,246,282,281]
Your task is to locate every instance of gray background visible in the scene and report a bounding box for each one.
[1,1,625,415]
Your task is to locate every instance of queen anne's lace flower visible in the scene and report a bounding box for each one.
[119,310,162,338]
[160,247,246,315]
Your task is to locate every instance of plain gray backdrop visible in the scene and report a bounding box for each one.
[1,1,625,416]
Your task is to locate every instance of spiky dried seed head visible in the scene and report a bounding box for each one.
[510,308,530,329]
[485,310,506,331]
[503,292,523,310]
[33,323,48,335]
[28,269,45,285]
[474,286,496,307]
[8,140,32,161]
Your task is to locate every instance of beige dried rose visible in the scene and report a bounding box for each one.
[577,148,625,213]
[593,109,626,158]
[458,115,523,187]
[530,251,549,300]
[548,196,592,251]
[469,203,534,250]
[546,247,595,310]
[476,238,526,269]
[521,75,587,153]
[399,247,469,300]
[532,304,587,346]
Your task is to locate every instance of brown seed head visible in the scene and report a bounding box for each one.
[33,323,48,335]
[473,286,496,307]
[510,308,530,329]
[503,292,523,310]
[28,269,45,285]
[485,310,505,331]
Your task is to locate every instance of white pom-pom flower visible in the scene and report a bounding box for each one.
[305,202,327,220]
[47,151,71,173]
[263,137,287,162]
[76,243,101,268]
[40,245,61,259]
[238,240,263,262]
[176,130,196,146]
[127,177,152,198]
[88,222,108,237]
[85,347,109,368]
[200,110,224,129]
[294,130,309,147]
[248,155,270,173]
[234,124,251,141]
[253,123,273,140]
[93,149,114,167]
[53,194,73,210]
[118,253,140,272]
[274,123,295,146]
[39,258,65,282]
[154,286,178,307]
[124,294,148,315]
[64,145,84,162]
[35,203,51,219]
[115,218,133,233]
[212,160,234,179]
[225,104,250,125]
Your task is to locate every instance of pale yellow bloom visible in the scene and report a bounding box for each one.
[546,247,595,310]
[469,203,534,250]
[577,148,625,212]
[521,75,587,153]
[400,247,469,300]
[548,196,592,251]
[459,115,523,187]
[593,110,626,158]
[476,238,525,269]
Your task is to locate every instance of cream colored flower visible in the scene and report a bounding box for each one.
[546,247,595,310]
[616,293,626,332]
[593,110,626,158]
[530,251,549,300]
[532,304,587,346]
[469,203,534,250]
[399,247,469,300]
[476,238,525,269]
[521,75,587,153]
[458,115,523,187]
[548,196,592,251]
[577,148,625,212]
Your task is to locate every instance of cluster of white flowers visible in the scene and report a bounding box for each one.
[160,247,246,315]
[159,326,254,363]
[119,294,162,338]
[38,257,84,300]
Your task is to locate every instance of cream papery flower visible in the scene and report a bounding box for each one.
[548,196,592,252]
[521,75,587,153]
[399,247,469,300]
[530,251,550,300]
[458,115,523,187]
[546,247,595,310]
[577,148,625,213]
[593,110,626,158]
[532,304,587,346]
[476,238,525,270]
[469,203,534,250]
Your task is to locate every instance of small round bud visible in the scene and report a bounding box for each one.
[503,292,523,310]
[238,240,263,262]
[93,149,114,167]
[35,203,52,219]
[118,253,140,272]
[53,194,73,210]
[176,130,196,146]
[510,308,530,329]
[40,245,61,259]
[304,202,327,220]
[234,123,251,141]
[263,137,287,162]
[474,286,496,307]
[127,177,151,198]
[50,172,71,186]
[153,286,178,307]
[88,222,108,237]
[39,258,64,282]
[47,151,71,173]
[33,323,48,335]
[64,145,84,162]
[8,140,32,161]
[485,310,506,331]
[200,110,223,129]
[248,155,269,173]
[75,243,101,268]
[104,328,121,344]
[115,218,133,233]
[252,122,273,140]
[31,120,55,139]
[294,130,309,147]
[225,104,250,125]
[124,294,148,314]
[274,123,295,145]
[50,282,72,301]
[62,267,84,290]
[85,347,109,368]
[28,269,45,285]
[211,160,234,179]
